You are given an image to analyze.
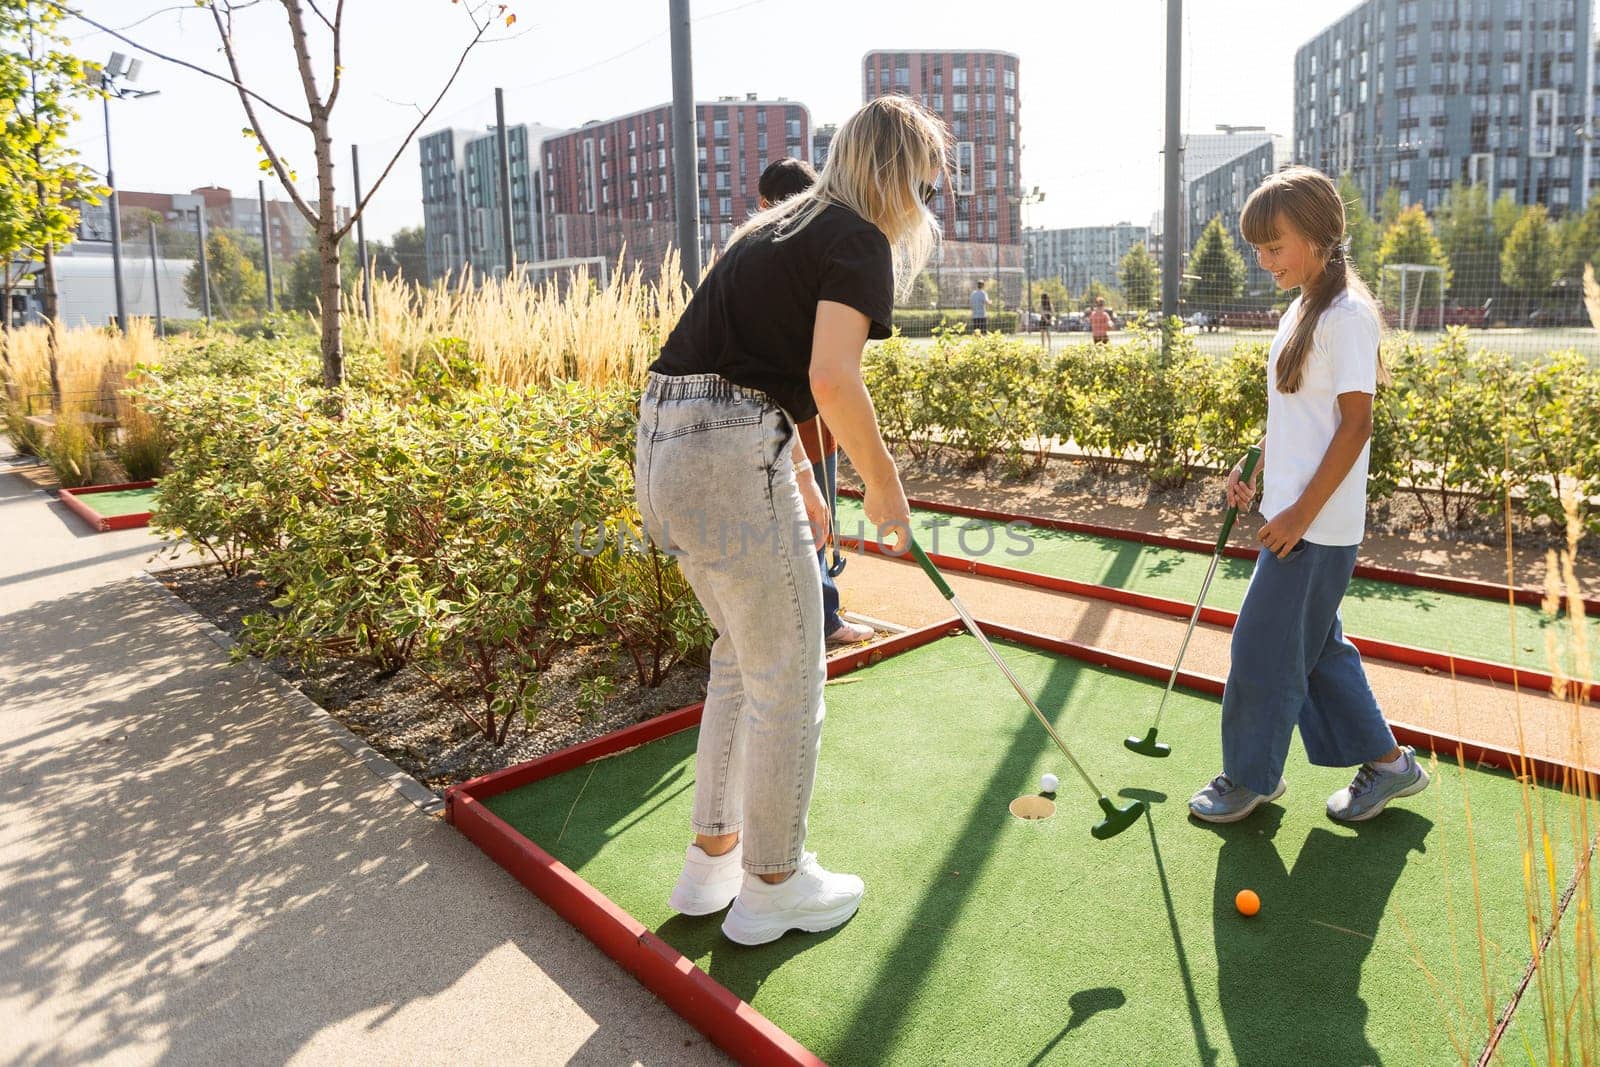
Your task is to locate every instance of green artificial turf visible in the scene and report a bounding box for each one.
[485,636,1593,1065]
[72,486,157,518]
[831,495,1596,678]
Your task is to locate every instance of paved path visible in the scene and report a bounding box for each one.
[0,456,725,1066]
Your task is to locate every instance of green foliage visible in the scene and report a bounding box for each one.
[1186,215,1247,310]
[1500,205,1560,315]
[1434,182,1496,306]
[1072,278,1120,310]
[185,230,267,318]
[285,242,358,314]
[921,330,1049,476]
[1338,173,1382,284]
[1118,242,1159,312]
[1377,204,1452,306]
[0,1,105,291]
[135,360,712,744]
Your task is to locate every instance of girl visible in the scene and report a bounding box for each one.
[1188,166,1430,826]
[636,96,945,944]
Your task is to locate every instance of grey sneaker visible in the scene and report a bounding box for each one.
[1327,747,1430,822]
[1188,773,1287,824]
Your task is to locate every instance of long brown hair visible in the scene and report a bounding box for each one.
[1240,166,1388,393]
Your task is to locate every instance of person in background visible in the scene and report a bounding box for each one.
[1037,291,1054,348]
[970,279,990,333]
[1089,296,1112,345]
[756,158,875,647]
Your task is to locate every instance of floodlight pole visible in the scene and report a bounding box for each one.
[1160,0,1183,365]
[669,0,702,287]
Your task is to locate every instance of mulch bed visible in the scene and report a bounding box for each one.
[160,565,711,795]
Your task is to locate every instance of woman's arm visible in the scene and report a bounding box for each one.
[1257,391,1372,557]
[809,300,911,546]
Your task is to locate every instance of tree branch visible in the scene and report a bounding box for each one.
[60,6,313,129]
[335,8,494,240]
[207,3,319,226]
[323,0,345,114]
[304,0,335,34]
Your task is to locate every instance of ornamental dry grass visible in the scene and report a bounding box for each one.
[352,253,690,391]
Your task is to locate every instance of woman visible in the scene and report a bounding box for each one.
[636,96,947,945]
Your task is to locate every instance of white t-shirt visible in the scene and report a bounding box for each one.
[970,289,989,317]
[1260,290,1380,546]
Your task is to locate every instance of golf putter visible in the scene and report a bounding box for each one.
[904,534,1144,840]
[1125,445,1262,758]
[809,418,846,578]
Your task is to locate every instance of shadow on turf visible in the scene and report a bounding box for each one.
[1194,803,1433,1067]
[1121,787,1222,1067]
[1027,986,1128,1066]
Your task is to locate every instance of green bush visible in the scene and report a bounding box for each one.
[921,330,1047,474]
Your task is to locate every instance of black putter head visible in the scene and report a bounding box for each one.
[1092,795,1146,840]
[1124,728,1172,758]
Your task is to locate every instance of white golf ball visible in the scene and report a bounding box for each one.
[1040,773,1059,793]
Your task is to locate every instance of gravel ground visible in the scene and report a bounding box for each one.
[159,566,713,794]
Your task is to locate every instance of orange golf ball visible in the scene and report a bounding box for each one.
[1235,889,1261,916]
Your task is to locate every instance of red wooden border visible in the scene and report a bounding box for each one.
[837,487,1600,615]
[836,533,1594,702]
[57,480,157,533]
[447,617,1597,1065]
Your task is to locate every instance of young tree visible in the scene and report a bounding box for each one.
[1555,193,1600,283]
[1074,278,1119,310]
[1118,241,1159,311]
[285,241,356,313]
[1376,204,1452,308]
[71,1,519,388]
[1186,214,1247,315]
[1433,182,1496,306]
[184,229,266,318]
[1376,185,1404,230]
[1337,172,1381,283]
[0,1,103,393]
[1500,204,1560,320]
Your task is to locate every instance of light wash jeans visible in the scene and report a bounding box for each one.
[635,372,826,874]
[1221,541,1398,796]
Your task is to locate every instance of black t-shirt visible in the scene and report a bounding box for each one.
[650,202,894,423]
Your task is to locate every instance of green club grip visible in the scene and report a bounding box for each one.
[1217,445,1262,552]
[907,537,956,601]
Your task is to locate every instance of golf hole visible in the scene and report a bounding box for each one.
[1009,795,1056,821]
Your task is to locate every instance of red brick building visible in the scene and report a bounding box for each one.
[540,95,811,259]
[862,49,1022,245]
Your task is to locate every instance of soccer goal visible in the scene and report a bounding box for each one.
[1380,264,1446,333]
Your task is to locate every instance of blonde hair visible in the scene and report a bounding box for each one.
[727,95,949,301]
[1240,165,1389,393]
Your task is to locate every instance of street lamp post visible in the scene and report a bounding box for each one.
[90,53,158,334]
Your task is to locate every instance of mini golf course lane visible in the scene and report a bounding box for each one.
[75,486,158,517]
[484,636,1590,1065]
[831,496,1597,678]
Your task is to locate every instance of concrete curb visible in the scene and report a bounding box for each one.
[134,569,446,817]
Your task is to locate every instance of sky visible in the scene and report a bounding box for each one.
[60,0,1358,243]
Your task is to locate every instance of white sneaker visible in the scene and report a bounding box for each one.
[720,852,864,946]
[667,842,743,916]
[826,620,875,646]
